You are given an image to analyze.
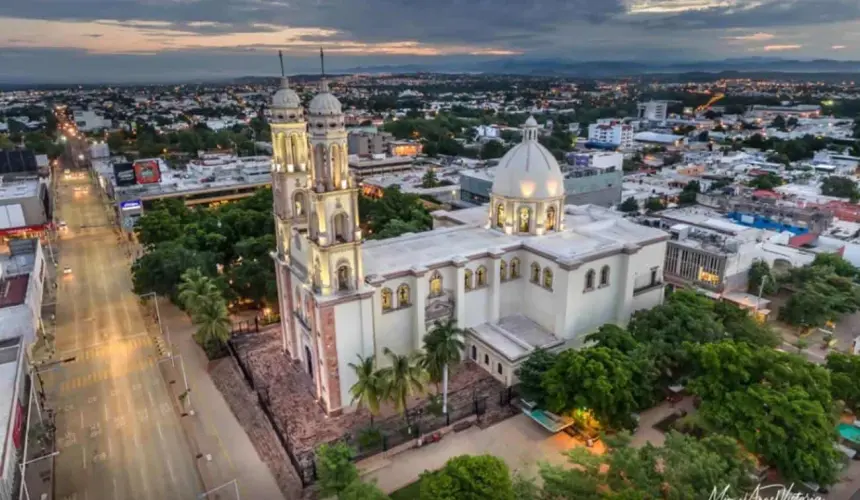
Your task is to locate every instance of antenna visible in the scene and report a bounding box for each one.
[320,47,325,78]
[278,50,285,77]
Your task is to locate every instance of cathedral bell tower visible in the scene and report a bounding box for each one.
[271,51,310,259]
[306,49,363,296]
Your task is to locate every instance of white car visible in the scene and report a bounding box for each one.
[63,267,72,275]
[58,220,67,230]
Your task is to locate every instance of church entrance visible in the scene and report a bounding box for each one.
[305,345,314,380]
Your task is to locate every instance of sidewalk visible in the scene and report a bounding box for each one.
[158,297,285,500]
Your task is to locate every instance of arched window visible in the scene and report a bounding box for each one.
[530,263,540,283]
[510,258,521,279]
[476,266,487,287]
[499,260,508,281]
[293,191,307,217]
[332,212,349,243]
[585,269,596,291]
[397,284,411,307]
[496,203,505,228]
[290,134,301,166]
[518,206,531,233]
[337,264,351,291]
[546,206,557,231]
[543,268,554,290]
[429,271,443,296]
[600,265,610,286]
[381,288,393,311]
[464,269,474,290]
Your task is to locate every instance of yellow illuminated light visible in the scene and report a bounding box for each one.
[698,268,720,285]
[520,181,536,198]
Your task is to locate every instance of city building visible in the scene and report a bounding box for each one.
[638,101,669,122]
[0,180,53,242]
[587,120,633,149]
[654,208,816,295]
[459,151,622,207]
[0,150,48,181]
[633,131,686,147]
[347,155,416,178]
[72,110,111,132]
[387,140,422,157]
[93,154,271,230]
[0,335,26,500]
[347,131,391,156]
[749,104,821,119]
[271,87,669,415]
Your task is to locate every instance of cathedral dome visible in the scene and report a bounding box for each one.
[308,81,342,115]
[491,117,565,200]
[272,77,301,109]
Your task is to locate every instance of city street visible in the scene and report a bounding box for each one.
[41,170,202,500]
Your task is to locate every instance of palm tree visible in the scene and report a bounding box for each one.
[192,298,231,351]
[177,268,220,315]
[348,354,384,421]
[422,319,465,414]
[379,347,425,428]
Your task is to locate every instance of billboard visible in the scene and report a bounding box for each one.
[120,199,142,211]
[133,160,161,185]
[113,162,136,186]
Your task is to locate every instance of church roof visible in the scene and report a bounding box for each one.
[491,117,564,200]
[272,77,301,109]
[308,80,342,115]
[362,204,668,279]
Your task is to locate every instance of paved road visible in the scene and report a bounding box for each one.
[42,173,202,500]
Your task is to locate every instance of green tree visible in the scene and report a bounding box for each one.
[537,431,755,499]
[644,197,664,212]
[584,324,639,353]
[678,180,700,205]
[340,480,390,500]
[821,175,860,201]
[688,341,840,486]
[316,442,359,498]
[747,259,776,295]
[826,352,860,411]
[419,455,514,500]
[480,140,509,159]
[191,297,231,356]
[420,319,465,414]
[617,196,639,213]
[177,268,220,314]
[348,355,384,417]
[421,169,440,188]
[378,348,425,426]
[359,186,432,240]
[515,348,557,408]
[131,242,217,298]
[748,172,783,191]
[542,347,644,429]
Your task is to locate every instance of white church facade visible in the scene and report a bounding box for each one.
[270,76,670,416]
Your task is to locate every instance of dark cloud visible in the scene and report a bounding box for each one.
[629,0,860,30]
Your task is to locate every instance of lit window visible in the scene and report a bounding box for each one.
[698,268,720,285]
[496,203,505,228]
[465,269,474,290]
[430,272,442,296]
[600,266,610,286]
[585,269,595,290]
[546,206,557,231]
[381,288,393,311]
[531,263,540,283]
[543,268,553,290]
[510,258,520,278]
[397,284,411,307]
[518,207,531,233]
[499,260,507,281]
[476,266,487,287]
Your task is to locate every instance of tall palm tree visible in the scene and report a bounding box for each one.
[379,348,425,427]
[192,298,231,349]
[348,354,383,420]
[422,319,465,414]
[177,268,220,315]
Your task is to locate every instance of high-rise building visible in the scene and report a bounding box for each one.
[587,120,633,149]
[637,101,668,122]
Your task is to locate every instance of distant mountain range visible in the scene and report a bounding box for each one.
[340,57,860,78]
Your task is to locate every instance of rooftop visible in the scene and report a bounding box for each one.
[0,275,29,309]
[0,338,21,462]
[470,314,563,362]
[364,204,666,278]
[0,180,39,200]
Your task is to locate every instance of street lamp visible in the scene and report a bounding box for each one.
[19,451,60,500]
[755,274,770,316]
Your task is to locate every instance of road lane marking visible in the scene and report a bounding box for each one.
[82,444,87,470]
[80,410,84,429]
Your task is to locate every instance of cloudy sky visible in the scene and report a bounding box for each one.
[1,0,859,83]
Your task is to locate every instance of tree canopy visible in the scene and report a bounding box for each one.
[359,186,432,240]
[418,455,514,500]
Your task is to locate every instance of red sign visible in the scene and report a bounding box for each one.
[12,401,23,449]
[133,160,161,185]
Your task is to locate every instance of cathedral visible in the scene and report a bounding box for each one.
[270,73,670,416]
